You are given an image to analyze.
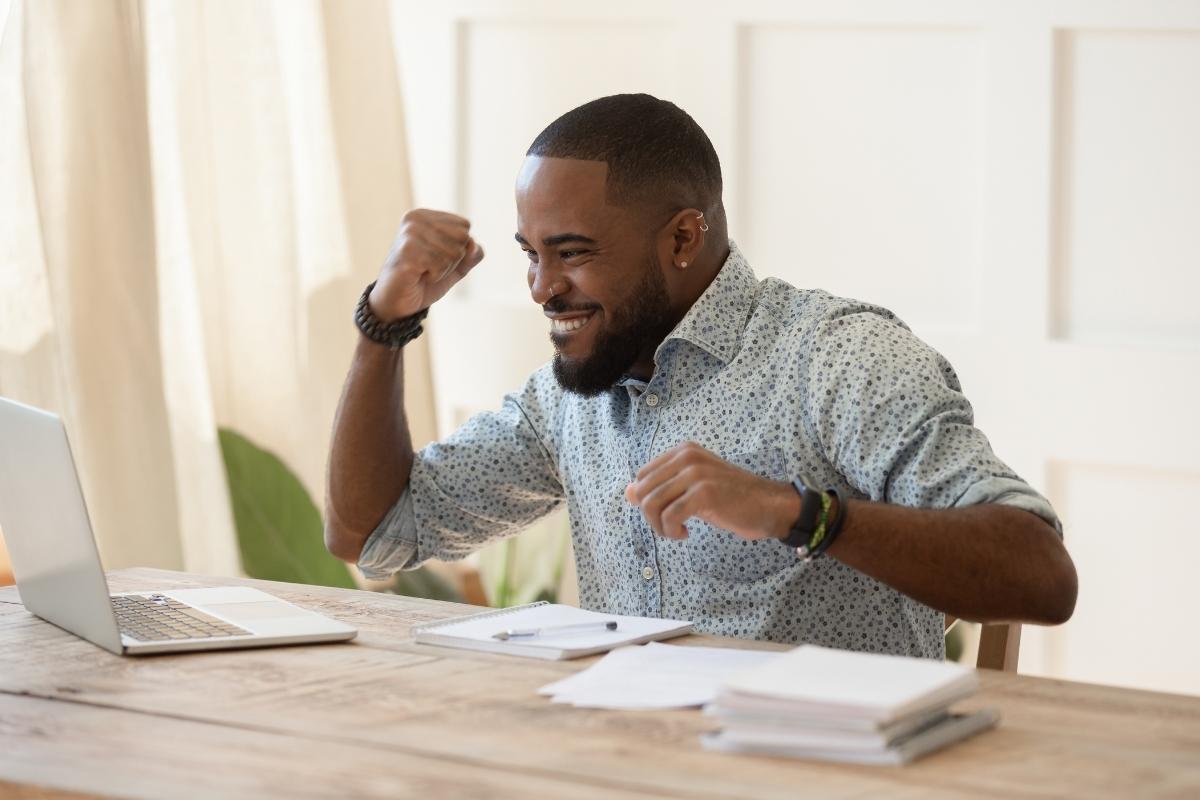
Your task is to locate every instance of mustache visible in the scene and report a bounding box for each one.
[543,297,599,315]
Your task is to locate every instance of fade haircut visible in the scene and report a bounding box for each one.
[526,93,723,215]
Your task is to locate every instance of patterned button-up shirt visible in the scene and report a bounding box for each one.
[358,242,1060,658]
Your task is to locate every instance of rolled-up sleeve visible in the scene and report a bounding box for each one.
[804,307,1062,534]
[357,369,566,579]
[356,488,420,580]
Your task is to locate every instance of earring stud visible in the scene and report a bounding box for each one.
[680,261,688,268]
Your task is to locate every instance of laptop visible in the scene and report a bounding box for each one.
[0,396,357,655]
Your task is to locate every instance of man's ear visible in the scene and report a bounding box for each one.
[666,208,707,270]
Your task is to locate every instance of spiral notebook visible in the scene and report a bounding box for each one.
[411,602,693,660]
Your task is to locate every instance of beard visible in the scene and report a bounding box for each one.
[550,255,677,397]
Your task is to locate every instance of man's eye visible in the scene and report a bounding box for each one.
[561,250,587,260]
[522,248,538,261]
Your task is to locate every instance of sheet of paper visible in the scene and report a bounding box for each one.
[422,603,689,650]
[538,642,781,710]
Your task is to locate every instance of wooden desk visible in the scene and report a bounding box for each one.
[1,569,1197,799]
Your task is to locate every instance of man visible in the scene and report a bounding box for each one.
[325,94,1076,658]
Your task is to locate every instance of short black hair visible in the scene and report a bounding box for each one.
[526,93,723,214]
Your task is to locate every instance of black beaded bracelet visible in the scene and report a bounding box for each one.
[354,281,428,350]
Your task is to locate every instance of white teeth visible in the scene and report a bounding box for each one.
[551,314,592,333]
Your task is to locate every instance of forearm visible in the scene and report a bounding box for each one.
[324,337,414,562]
[820,500,1077,626]
[630,443,1078,627]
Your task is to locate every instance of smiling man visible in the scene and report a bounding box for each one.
[325,94,1076,657]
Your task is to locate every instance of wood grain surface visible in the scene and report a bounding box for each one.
[1,568,1197,799]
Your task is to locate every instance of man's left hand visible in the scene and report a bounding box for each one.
[624,442,799,541]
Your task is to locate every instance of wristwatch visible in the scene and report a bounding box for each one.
[783,474,824,549]
[784,475,848,560]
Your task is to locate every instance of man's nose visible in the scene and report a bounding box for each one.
[529,261,565,306]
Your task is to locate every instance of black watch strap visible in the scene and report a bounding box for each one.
[784,475,823,548]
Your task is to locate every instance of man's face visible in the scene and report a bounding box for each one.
[515,157,680,395]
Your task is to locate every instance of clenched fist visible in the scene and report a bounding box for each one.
[369,209,485,321]
[625,442,800,542]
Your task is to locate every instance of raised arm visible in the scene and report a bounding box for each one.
[324,210,483,563]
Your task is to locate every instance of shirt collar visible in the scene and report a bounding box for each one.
[656,240,758,366]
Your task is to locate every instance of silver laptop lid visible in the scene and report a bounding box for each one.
[0,397,122,654]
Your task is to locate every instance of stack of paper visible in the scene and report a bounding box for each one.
[704,645,998,765]
[539,643,781,709]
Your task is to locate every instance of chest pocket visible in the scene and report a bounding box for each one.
[683,447,799,583]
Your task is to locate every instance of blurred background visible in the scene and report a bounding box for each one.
[1,0,1197,696]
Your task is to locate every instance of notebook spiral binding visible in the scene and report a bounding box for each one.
[410,601,550,635]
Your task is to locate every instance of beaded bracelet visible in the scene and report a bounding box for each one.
[810,492,832,550]
[354,281,429,350]
[798,489,848,561]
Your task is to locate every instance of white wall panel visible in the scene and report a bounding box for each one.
[741,27,985,333]
[1024,462,1200,696]
[1053,31,1200,347]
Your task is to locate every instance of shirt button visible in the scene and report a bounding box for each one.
[645,394,660,407]
[641,566,655,580]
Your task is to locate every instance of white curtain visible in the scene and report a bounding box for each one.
[0,0,437,579]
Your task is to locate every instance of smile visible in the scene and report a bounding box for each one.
[550,313,595,334]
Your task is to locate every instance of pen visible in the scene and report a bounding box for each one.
[492,620,618,640]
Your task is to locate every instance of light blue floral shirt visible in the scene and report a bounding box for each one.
[358,242,1060,658]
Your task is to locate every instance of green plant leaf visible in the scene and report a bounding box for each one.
[478,511,570,607]
[218,428,356,589]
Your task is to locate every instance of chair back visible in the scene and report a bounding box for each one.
[947,616,1021,671]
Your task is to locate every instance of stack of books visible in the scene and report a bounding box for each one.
[703,645,998,765]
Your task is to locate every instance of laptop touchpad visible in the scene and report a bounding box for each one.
[204,601,310,622]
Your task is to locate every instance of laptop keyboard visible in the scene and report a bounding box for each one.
[112,593,250,641]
